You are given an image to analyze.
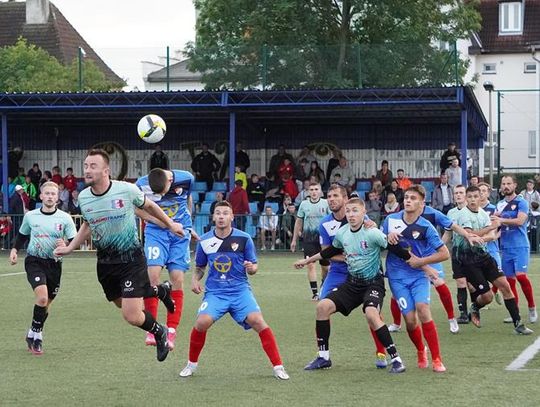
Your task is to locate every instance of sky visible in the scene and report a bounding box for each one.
[50,0,196,90]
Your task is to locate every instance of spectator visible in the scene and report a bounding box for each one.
[219,142,251,180]
[280,172,299,201]
[246,174,266,212]
[39,170,52,189]
[469,175,479,187]
[446,158,461,188]
[269,144,295,179]
[228,180,249,231]
[0,213,12,249]
[67,189,81,215]
[382,179,404,208]
[279,194,293,215]
[9,185,29,235]
[396,169,412,191]
[296,158,310,181]
[5,177,15,198]
[57,183,70,211]
[13,167,25,186]
[330,157,355,192]
[440,142,461,173]
[51,166,63,185]
[365,190,382,226]
[23,175,37,209]
[278,158,295,181]
[204,191,225,232]
[63,167,77,194]
[27,163,42,189]
[371,179,384,199]
[296,146,316,176]
[280,203,296,249]
[191,142,221,191]
[295,180,311,206]
[432,173,454,214]
[149,144,169,170]
[375,160,393,188]
[326,148,342,183]
[520,179,540,213]
[258,205,279,251]
[308,161,325,185]
[234,165,247,189]
[382,192,400,216]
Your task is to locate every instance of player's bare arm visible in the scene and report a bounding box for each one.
[244,261,258,275]
[491,211,528,227]
[142,198,184,237]
[406,245,449,269]
[451,223,484,246]
[290,217,303,252]
[54,222,91,256]
[387,232,402,245]
[191,266,206,294]
[134,207,168,228]
[442,230,453,245]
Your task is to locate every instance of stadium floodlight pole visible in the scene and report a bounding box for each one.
[483,81,495,186]
[1,114,8,213]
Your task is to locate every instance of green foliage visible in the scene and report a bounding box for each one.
[187,0,481,90]
[0,38,124,92]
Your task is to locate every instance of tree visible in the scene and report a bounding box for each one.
[186,0,481,89]
[0,38,124,92]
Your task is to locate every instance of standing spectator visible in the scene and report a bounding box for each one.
[295,180,311,207]
[446,158,462,188]
[382,179,404,208]
[280,172,299,201]
[440,142,461,173]
[228,180,249,231]
[51,166,62,185]
[278,158,295,181]
[0,213,12,249]
[269,145,295,179]
[326,148,342,184]
[330,157,355,193]
[27,163,42,189]
[63,167,77,194]
[149,144,170,170]
[219,142,251,180]
[382,192,400,216]
[432,173,454,214]
[258,205,279,251]
[365,191,383,226]
[520,179,540,213]
[23,176,37,209]
[246,174,266,212]
[469,175,479,187]
[234,166,247,189]
[296,146,316,176]
[67,189,81,216]
[13,167,26,186]
[308,161,325,185]
[39,171,52,189]
[375,160,393,188]
[57,183,70,211]
[191,143,221,191]
[280,204,296,249]
[9,185,29,235]
[396,169,412,191]
[296,158,310,181]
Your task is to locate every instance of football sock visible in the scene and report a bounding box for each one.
[166,290,184,329]
[316,319,330,359]
[390,297,401,325]
[435,283,455,319]
[457,287,468,315]
[374,325,399,360]
[422,320,441,361]
[516,274,535,308]
[507,277,519,305]
[310,281,318,296]
[258,327,282,366]
[188,328,207,363]
[504,298,521,326]
[139,310,163,336]
[31,305,47,333]
[370,327,386,354]
[144,297,159,320]
[407,326,425,351]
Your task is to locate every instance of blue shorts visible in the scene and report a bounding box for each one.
[320,271,348,299]
[388,275,431,315]
[429,262,445,279]
[144,228,191,272]
[501,247,530,277]
[487,249,502,269]
[198,289,261,330]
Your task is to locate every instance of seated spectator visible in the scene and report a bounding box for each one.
[279,194,293,215]
[296,158,310,181]
[382,192,400,216]
[326,148,342,184]
[296,145,316,174]
[13,167,26,186]
[269,144,295,179]
[63,167,77,193]
[382,179,404,208]
[375,160,393,188]
[295,180,311,207]
[330,157,355,193]
[446,158,461,188]
[246,174,266,212]
[234,165,247,189]
[27,163,42,189]
[39,171,52,189]
[278,158,295,181]
[280,203,296,249]
[51,166,63,185]
[308,161,325,185]
[432,173,454,214]
[280,172,299,201]
[365,190,382,226]
[68,189,81,216]
[372,179,384,198]
[258,205,279,251]
[57,183,70,211]
[520,179,540,213]
[396,169,412,191]
[0,213,12,249]
[228,180,249,231]
[23,175,37,209]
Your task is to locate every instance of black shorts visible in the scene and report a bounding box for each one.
[25,255,62,299]
[451,248,466,280]
[460,252,504,294]
[96,248,151,302]
[325,275,385,316]
[303,241,330,266]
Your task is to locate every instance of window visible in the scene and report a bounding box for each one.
[529,130,537,158]
[499,2,523,34]
[524,62,537,74]
[483,63,496,74]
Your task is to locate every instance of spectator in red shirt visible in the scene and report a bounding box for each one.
[0,213,12,249]
[278,158,295,181]
[228,180,250,231]
[63,167,77,193]
[51,166,62,185]
[280,172,299,201]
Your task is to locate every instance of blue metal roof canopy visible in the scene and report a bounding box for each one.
[1,86,487,211]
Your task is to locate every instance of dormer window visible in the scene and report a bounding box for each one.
[499,1,523,34]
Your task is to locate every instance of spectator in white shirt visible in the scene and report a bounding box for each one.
[259,205,279,251]
[445,158,461,188]
[431,173,454,214]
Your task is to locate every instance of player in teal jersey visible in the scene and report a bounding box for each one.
[291,182,330,300]
[10,182,77,355]
[54,149,185,362]
[295,198,406,373]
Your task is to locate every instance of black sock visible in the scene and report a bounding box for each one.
[139,310,164,336]
[504,298,521,326]
[310,281,318,295]
[31,305,47,333]
[315,320,330,352]
[457,288,468,315]
[375,326,399,360]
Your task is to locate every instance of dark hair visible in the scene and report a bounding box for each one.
[87,149,110,165]
[397,169,404,173]
[466,185,480,194]
[44,170,52,178]
[405,184,426,200]
[67,167,73,172]
[202,143,209,148]
[381,160,389,166]
[148,168,169,193]
[328,184,347,197]
[214,201,233,211]
[235,179,243,186]
[309,181,320,187]
[501,174,517,184]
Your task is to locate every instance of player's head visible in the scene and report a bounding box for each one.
[327,184,347,212]
[466,185,481,210]
[453,184,467,205]
[500,174,517,196]
[308,182,321,200]
[344,198,366,228]
[84,149,110,186]
[148,168,172,195]
[403,185,426,213]
[477,182,491,203]
[40,181,59,209]
[213,201,234,229]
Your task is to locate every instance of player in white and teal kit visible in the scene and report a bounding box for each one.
[10,181,76,355]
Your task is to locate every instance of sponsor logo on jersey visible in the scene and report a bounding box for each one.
[111,199,124,209]
[213,254,232,273]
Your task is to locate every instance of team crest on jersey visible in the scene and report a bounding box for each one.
[412,231,420,239]
[360,241,368,249]
[231,242,239,252]
[55,223,63,231]
[174,187,183,195]
[111,199,124,209]
[511,205,516,211]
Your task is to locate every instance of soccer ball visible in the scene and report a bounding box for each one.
[137,114,166,143]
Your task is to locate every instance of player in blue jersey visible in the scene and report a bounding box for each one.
[492,175,537,324]
[383,185,449,373]
[9,182,77,355]
[179,201,289,380]
[136,168,195,350]
[55,149,184,362]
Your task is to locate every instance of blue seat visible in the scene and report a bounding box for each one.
[199,202,212,214]
[248,202,259,214]
[264,201,279,213]
[76,181,85,191]
[245,215,258,238]
[193,214,209,237]
[204,192,218,202]
[193,181,208,192]
[212,182,227,192]
[356,181,372,191]
[421,180,435,193]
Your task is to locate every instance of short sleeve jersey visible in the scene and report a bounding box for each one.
[332,224,386,282]
[482,202,500,255]
[297,198,330,243]
[421,205,454,230]
[79,181,145,261]
[19,208,77,260]
[447,206,463,247]
[136,170,194,230]
[496,196,529,249]
[454,206,490,256]
[195,228,257,294]
[383,212,444,278]
[319,213,348,275]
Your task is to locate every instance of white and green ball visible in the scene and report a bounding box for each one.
[137,114,166,143]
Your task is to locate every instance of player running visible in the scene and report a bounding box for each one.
[179,201,289,380]
[9,182,77,355]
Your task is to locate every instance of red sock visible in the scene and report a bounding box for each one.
[370,327,386,354]
[492,285,498,294]
[507,277,519,306]
[422,320,441,361]
[435,283,455,319]
[143,297,159,319]
[516,274,536,308]
[166,290,184,329]
[390,297,401,325]
[407,325,424,351]
[188,328,207,363]
[258,327,282,366]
